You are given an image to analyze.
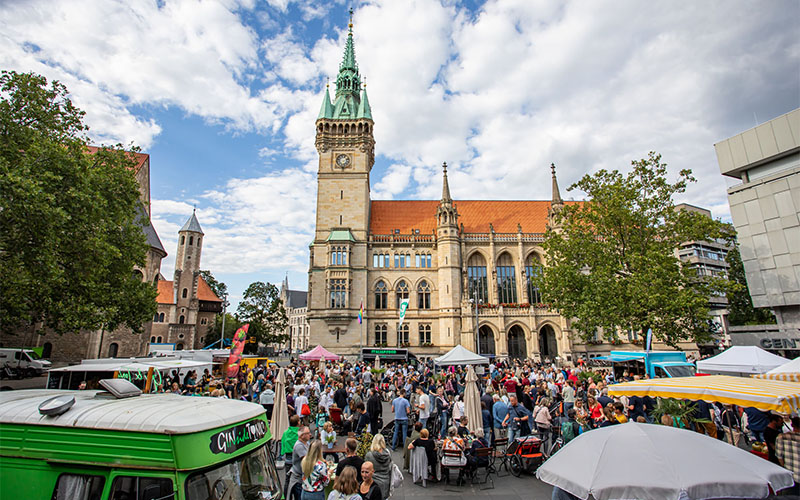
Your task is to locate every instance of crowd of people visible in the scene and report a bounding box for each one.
[158,356,800,498]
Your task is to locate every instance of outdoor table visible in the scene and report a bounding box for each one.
[323,436,348,456]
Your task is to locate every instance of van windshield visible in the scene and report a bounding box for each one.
[664,365,696,378]
[186,445,281,500]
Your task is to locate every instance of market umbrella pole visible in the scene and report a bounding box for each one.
[464,366,483,436]
[270,367,289,459]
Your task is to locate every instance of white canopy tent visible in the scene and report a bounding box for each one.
[434,345,489,366]
[754,356,800,382]
[697,346,789,376]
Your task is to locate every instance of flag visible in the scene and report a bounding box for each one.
[226,324,249,378]
[645,328,653,352]
[358,299,363,324]
[398,298,410,327]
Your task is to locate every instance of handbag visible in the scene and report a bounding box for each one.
[389,462,404,495]
[301,403,311,416]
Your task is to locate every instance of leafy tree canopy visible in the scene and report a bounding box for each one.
[236,281,289,348]
[725,246,776,326]
[0,71,157,334]
[539,152,736,347]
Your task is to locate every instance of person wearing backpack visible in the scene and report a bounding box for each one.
[561,409,581,444]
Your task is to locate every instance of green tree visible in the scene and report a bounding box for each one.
[236,281,289,350]
[726,245,776,325]
[203,313,242,348]
[539,152,736,347]
[0,71,157,335]
[199,270,228,307]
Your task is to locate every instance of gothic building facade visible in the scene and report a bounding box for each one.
[307,18,699,361]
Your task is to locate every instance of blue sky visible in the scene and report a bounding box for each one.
[2,0,798,310]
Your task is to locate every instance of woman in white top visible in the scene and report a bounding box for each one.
[451,396,465,424]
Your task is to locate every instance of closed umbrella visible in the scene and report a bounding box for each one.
[374,355,380,370]
[536,422,793,500]
[270,367,289,444]
[608,375,800,414]
[464,366,483,436]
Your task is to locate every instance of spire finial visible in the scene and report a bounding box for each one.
[550,162,563,206]
[348,7,354,32]
[441,162,452,202]
[326,76,329,89]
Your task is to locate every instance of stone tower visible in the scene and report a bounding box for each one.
[547,163,565,230]
[436,163,462,348]
[308,11,375,348]
[173,210,204,330]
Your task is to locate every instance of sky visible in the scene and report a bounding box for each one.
[2,0,798,310]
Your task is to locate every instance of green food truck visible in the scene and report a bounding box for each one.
[0,379,282,500]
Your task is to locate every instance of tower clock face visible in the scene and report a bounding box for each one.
[335,154,351,168]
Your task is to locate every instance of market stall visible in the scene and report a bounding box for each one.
[696,346,788,376]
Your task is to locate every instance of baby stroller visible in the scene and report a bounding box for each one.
[505,435,544,477]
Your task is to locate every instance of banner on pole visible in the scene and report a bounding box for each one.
[398,298,410,327]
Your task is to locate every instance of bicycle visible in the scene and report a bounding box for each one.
[545,421,564,458]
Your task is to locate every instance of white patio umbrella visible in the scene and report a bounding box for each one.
[464,366,483,436]
[536,422,793,500]
[270,367,289,444]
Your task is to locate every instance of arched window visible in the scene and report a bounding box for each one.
[150,336,156,343]
[331,247,348,266]
[156,336,162,343]
[182,288,188,298]
[42,342,52,359]
[497,253,517,303]
[396,280,409,308]
[179,315,185,324]
[180,235,185,245]
[374,324,387,345]
[468,253,488,303]
[417,281,431,309]
[197,237,201,247]
[176,343,184,351]
[189,236,193,245]
[397,323,409,345]
[108,343,119,358]
[154,313,159,322]
[418,324,431,344]
[159,312,165,322]
[479,325,496,355]
[132,270,143,281]
[526,255,543,304]
[374,280,388,309]
[330,279,346,308]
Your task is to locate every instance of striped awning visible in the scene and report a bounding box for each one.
[753,372,800,383]
[607,375,800,414]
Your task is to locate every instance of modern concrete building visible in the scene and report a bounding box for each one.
[715,108,800,345]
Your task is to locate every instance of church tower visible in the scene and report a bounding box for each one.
[436,163,462,348]
[173,210,203,328]
[308,10,375,350]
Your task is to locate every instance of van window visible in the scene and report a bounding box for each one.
[52,473,105,500]
[110,476,174,500]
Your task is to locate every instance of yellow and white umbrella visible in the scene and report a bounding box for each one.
[753,356,800,382]
[607,375,800,414]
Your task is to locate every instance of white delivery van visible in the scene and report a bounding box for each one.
[0,348,52,377]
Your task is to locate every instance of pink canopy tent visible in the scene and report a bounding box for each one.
[299,345,341,361]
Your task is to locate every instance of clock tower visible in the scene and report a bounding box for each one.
[308,10,374,350]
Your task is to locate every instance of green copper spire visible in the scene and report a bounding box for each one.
[356,84,372,120]
[318,82,334,119]
[329,9,362,118]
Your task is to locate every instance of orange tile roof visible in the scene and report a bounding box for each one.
[156,280,175,304]
[370,200,556,234]
[86,145,149,173]
[156,277,222,304]
[197,276,222,302]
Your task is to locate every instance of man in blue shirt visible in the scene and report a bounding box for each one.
[492,394,508,439]
[502,395,532,442]
[391,389,411,451]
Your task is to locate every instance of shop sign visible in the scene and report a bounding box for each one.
[760,338,800,349]
[209,419,267,454]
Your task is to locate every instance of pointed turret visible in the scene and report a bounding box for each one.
[181,209,204,234]
[318,83,334,119]
[330,9,362,119]
[550,163,563,207]
[356,84,372,120]
[441,161,452,203]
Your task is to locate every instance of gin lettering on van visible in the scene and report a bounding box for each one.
[209,419,267,454]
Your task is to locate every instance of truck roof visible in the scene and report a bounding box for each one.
[0,390,264,434]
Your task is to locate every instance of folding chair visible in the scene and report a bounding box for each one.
[329,407,344,433]
[493,437,510,477]
[441,449,466,491]
[471,447,494,490]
